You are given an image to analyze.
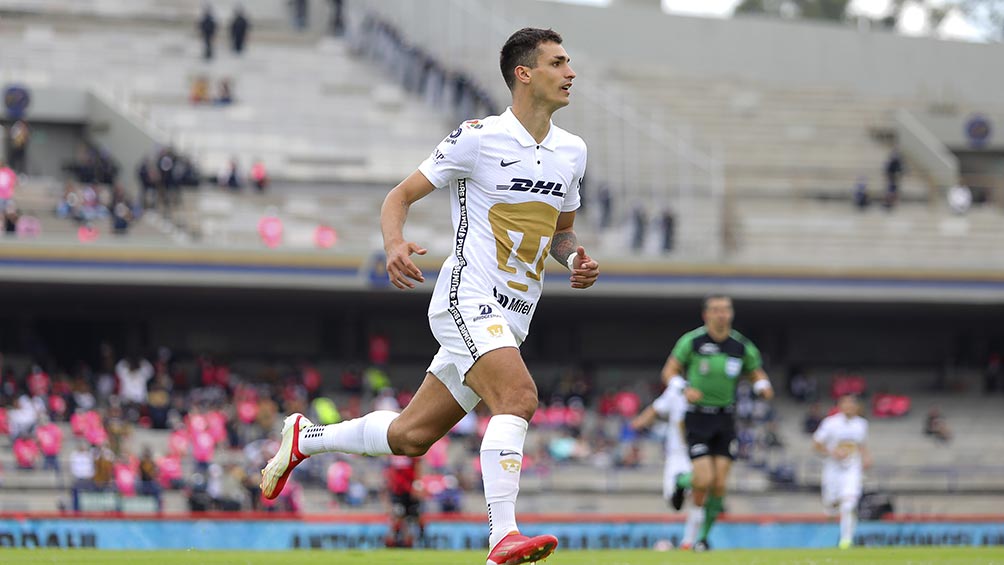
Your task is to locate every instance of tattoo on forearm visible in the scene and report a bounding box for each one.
[550,231,577,267]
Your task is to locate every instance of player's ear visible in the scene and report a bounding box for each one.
[515,65,532,86]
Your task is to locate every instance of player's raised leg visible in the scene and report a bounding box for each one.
[465,347,558,565]
[261,373,466,500]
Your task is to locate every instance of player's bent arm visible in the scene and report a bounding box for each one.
[812,439,830,458]
[551,211,599,289]
[630,405,659,431]
[381,170,436,289]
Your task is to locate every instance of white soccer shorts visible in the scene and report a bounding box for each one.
[822,463,862,506]
[426,300,520,413]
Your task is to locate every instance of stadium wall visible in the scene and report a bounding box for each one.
[1,514,1002,550]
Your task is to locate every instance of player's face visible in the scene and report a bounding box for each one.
[526,42,576,109]
[839,396,858,417]
[702,298,734,333]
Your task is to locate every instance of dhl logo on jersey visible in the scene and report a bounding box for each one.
[495,178,565,197]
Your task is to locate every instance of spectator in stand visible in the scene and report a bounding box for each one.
[13,434,40,469]
[190,76,211,104]
[215,78,234,105]
[157,148,177,214]
[104,405,132,456]
[137,157,155,209]
[92,443,114,490]
[115,355,154,415]
[138,447,162,511]
[329,0,345,36]
[659,208,675,253]
[853,176,869,210]
[291,0,308,30]
[230,5,250,54]
[250,159,269,193]
[9,394,39,439]
[924,406,952,443]
[69,441,96,510]
[4,201,19,235]
[110,184,135,235]
[36,415,63,476]
[326,457,352,508]
[198,5,217,60]
[7,120,30,174]
[883,147,903,210]
[218,158,242,190]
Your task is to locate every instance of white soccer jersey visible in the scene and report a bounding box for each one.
[418,108,586,342]
[813,413,868,470]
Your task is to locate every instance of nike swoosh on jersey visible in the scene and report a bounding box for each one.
[498,450,521,457]
[500,159,520,167]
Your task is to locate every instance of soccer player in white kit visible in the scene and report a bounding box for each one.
[260,28,599,565]
[631,380,694,540]
[812,394,872,549]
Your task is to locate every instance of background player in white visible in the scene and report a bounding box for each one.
[260,27,600,565]
[631,379,694,540]
[813,394,872,549]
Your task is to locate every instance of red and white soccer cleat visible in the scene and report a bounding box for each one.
[260,413,312,500]
[486,531,559,565]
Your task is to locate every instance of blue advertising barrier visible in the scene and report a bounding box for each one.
[1,516,1003,550]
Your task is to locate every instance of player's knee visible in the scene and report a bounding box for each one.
[391,427,436,457]
[691,471,711,490]
[495,385,538,422]
[840,498,857,514]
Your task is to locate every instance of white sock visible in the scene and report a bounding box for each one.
[298,410,398,456]
[839,499,857,544]
[481,414,528,550]
[683,505,704,546]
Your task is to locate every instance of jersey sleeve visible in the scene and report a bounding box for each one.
[561,140,586,213]
[651,387,674,417]
[742,338,763,373]
[417,122,480,188]
[812,418,830,444]
[670,333,693,370]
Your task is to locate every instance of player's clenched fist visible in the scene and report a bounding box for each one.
[569,246,599,289]
[385,241,427,289]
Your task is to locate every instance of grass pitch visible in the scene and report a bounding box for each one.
[4,547,1004,564]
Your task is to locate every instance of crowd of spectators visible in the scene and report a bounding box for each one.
[0,331,838,517]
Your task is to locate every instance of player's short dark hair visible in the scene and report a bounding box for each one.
[702,294,732,311]
[500,27,564,91]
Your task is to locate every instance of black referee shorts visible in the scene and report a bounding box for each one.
[684,408,736,460]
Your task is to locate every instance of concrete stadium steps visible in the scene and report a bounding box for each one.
[603,70,932,200]
[729,199,1004,268]
[0,0,290,29]
[0,17,449,187]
